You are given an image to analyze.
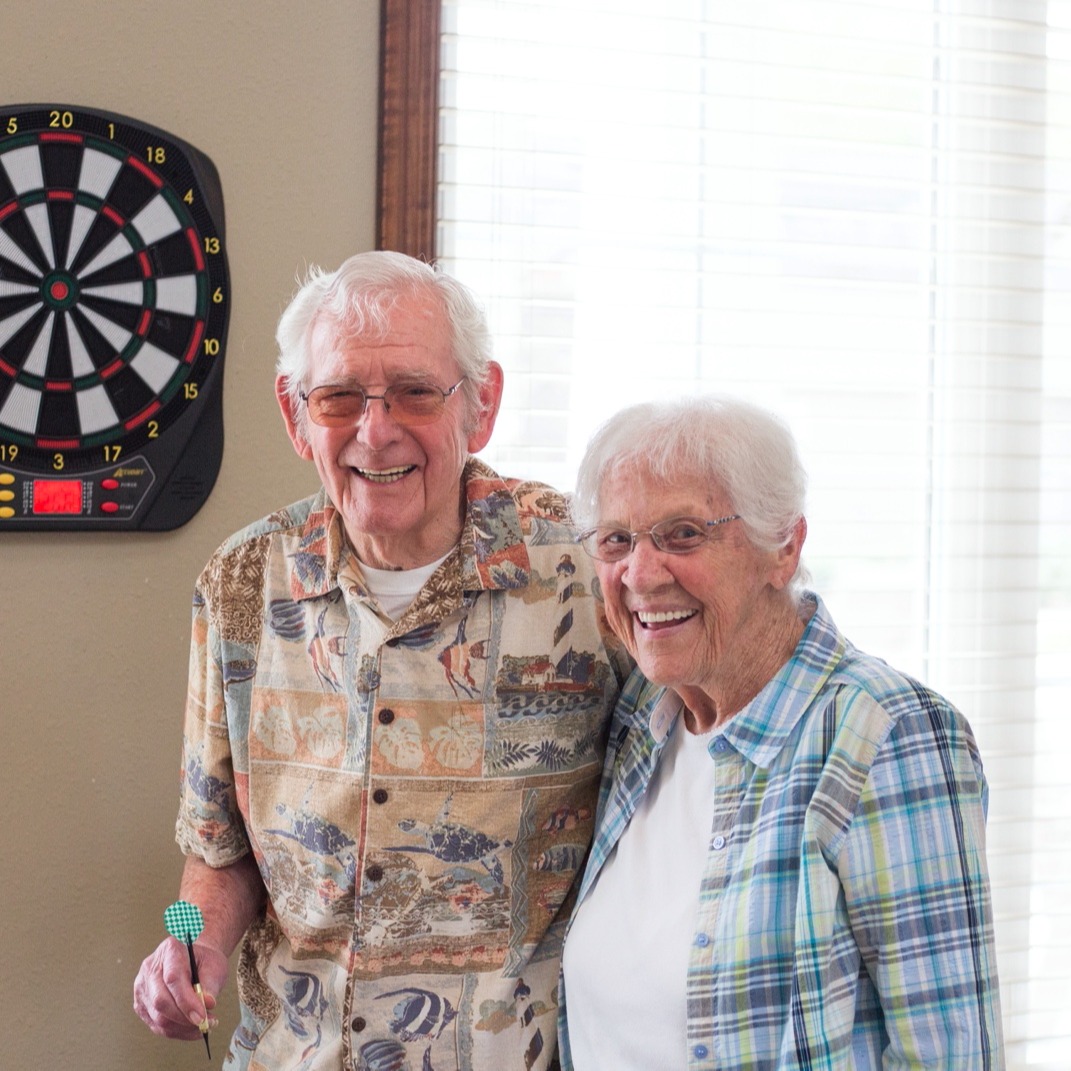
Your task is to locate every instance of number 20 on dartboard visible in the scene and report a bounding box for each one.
[0,104,229,531]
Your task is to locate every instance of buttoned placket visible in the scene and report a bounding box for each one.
[338,562,476,1056]
[687,732,747,1070]
[335,571,389,1001]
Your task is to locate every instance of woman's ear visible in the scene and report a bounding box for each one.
[771,516,807,590]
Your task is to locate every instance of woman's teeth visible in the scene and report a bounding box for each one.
[637,609,696,626]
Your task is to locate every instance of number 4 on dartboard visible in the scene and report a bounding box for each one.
[0,103,229,531]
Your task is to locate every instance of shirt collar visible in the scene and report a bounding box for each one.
[720,592,845,768]
[287,488,345,601]
[646,688,685,743]
[286,458,533,603]
[456,457,534,591]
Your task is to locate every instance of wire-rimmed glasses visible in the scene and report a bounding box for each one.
[576,514,741,562]
[300,378,465,427]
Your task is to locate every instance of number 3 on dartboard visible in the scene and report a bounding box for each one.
[0,103,229,531]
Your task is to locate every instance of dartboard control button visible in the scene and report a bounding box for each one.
[0,474,13,485]
[0,104,229,531]
[0,507,14,519]
[101,478,119,489]
[0,490,13,501]
[100,501,119,513]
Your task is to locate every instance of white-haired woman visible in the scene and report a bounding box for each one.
[559,395,1004,1070]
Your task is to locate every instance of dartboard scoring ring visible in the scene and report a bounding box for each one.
[43,273,77,307]
[0,104,229,530]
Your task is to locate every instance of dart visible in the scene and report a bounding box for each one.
[163,899,212,1059]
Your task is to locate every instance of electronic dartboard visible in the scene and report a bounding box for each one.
[0,104,229,531]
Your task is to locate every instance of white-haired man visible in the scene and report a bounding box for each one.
[134,251,628,1071]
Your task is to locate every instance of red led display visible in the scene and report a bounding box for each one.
[33,480,84,515]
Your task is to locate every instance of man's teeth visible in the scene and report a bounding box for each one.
[357,466,413,483]
[637,609,696,625]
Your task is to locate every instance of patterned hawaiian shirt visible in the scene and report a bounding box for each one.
[175,459,629,1071]
[558,593,1004,1070]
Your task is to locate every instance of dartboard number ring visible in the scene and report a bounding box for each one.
[0,104,229,530]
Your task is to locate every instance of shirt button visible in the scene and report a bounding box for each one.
[378,709,395,724]
[694,933,710,947]
[694,1044,709,1059]
[366,864,384,882]
[713,737,729,752]
[712,835,726,850]
[351,1017,366,1032]
[372,788,389,804]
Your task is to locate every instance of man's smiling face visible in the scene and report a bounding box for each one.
[277,289,500,570]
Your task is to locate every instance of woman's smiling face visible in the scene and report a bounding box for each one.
[593,464,793,707]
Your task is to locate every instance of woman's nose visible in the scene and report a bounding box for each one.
[620,534,673,589]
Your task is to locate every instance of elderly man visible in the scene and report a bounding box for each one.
[134,251,628,1071]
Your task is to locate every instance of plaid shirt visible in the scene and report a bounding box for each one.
[559,593,1004,1070]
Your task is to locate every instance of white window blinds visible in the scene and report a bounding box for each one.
[435,1,1071,1064]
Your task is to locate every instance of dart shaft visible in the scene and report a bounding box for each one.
[193,981,210,1026]
[185,934,212,1059]
[194,983,212,1059]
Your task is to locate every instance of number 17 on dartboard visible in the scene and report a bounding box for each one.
[0,104,229,531]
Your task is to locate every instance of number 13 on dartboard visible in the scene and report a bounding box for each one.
[0,104,229,531]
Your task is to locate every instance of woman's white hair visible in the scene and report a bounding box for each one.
[275,251,493,431]
[574,395,810,595]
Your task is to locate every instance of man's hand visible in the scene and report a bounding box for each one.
[132,854,265,1042]
[133,937,226,1039]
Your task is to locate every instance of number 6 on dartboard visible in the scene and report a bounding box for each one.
[0,103,229,531]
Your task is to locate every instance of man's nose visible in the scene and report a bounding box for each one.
[352,394,403,444]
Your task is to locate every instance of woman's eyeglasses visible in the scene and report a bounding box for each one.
[577,514,741,562]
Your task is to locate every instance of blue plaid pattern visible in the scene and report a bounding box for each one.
[559,593,1004,1070]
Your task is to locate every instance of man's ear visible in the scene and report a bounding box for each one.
[466,361,504,454]
[276,375,314,461]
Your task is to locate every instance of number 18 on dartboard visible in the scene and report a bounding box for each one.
[0,104,229,531]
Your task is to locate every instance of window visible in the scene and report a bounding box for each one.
[379,2,1071,1063]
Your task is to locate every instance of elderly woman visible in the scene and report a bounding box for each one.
[559,396,1004,1070]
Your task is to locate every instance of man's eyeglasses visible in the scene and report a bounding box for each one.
[577,514,741,562]
[299,378,466,428]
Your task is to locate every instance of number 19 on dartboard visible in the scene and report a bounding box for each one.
[0,103,229,531]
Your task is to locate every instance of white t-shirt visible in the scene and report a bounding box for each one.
[563,713,720,1071]
[359,549,452,620]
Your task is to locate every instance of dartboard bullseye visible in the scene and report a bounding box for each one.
[0,104,229,530]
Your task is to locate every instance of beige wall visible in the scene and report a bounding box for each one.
[1,3,380,1066]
